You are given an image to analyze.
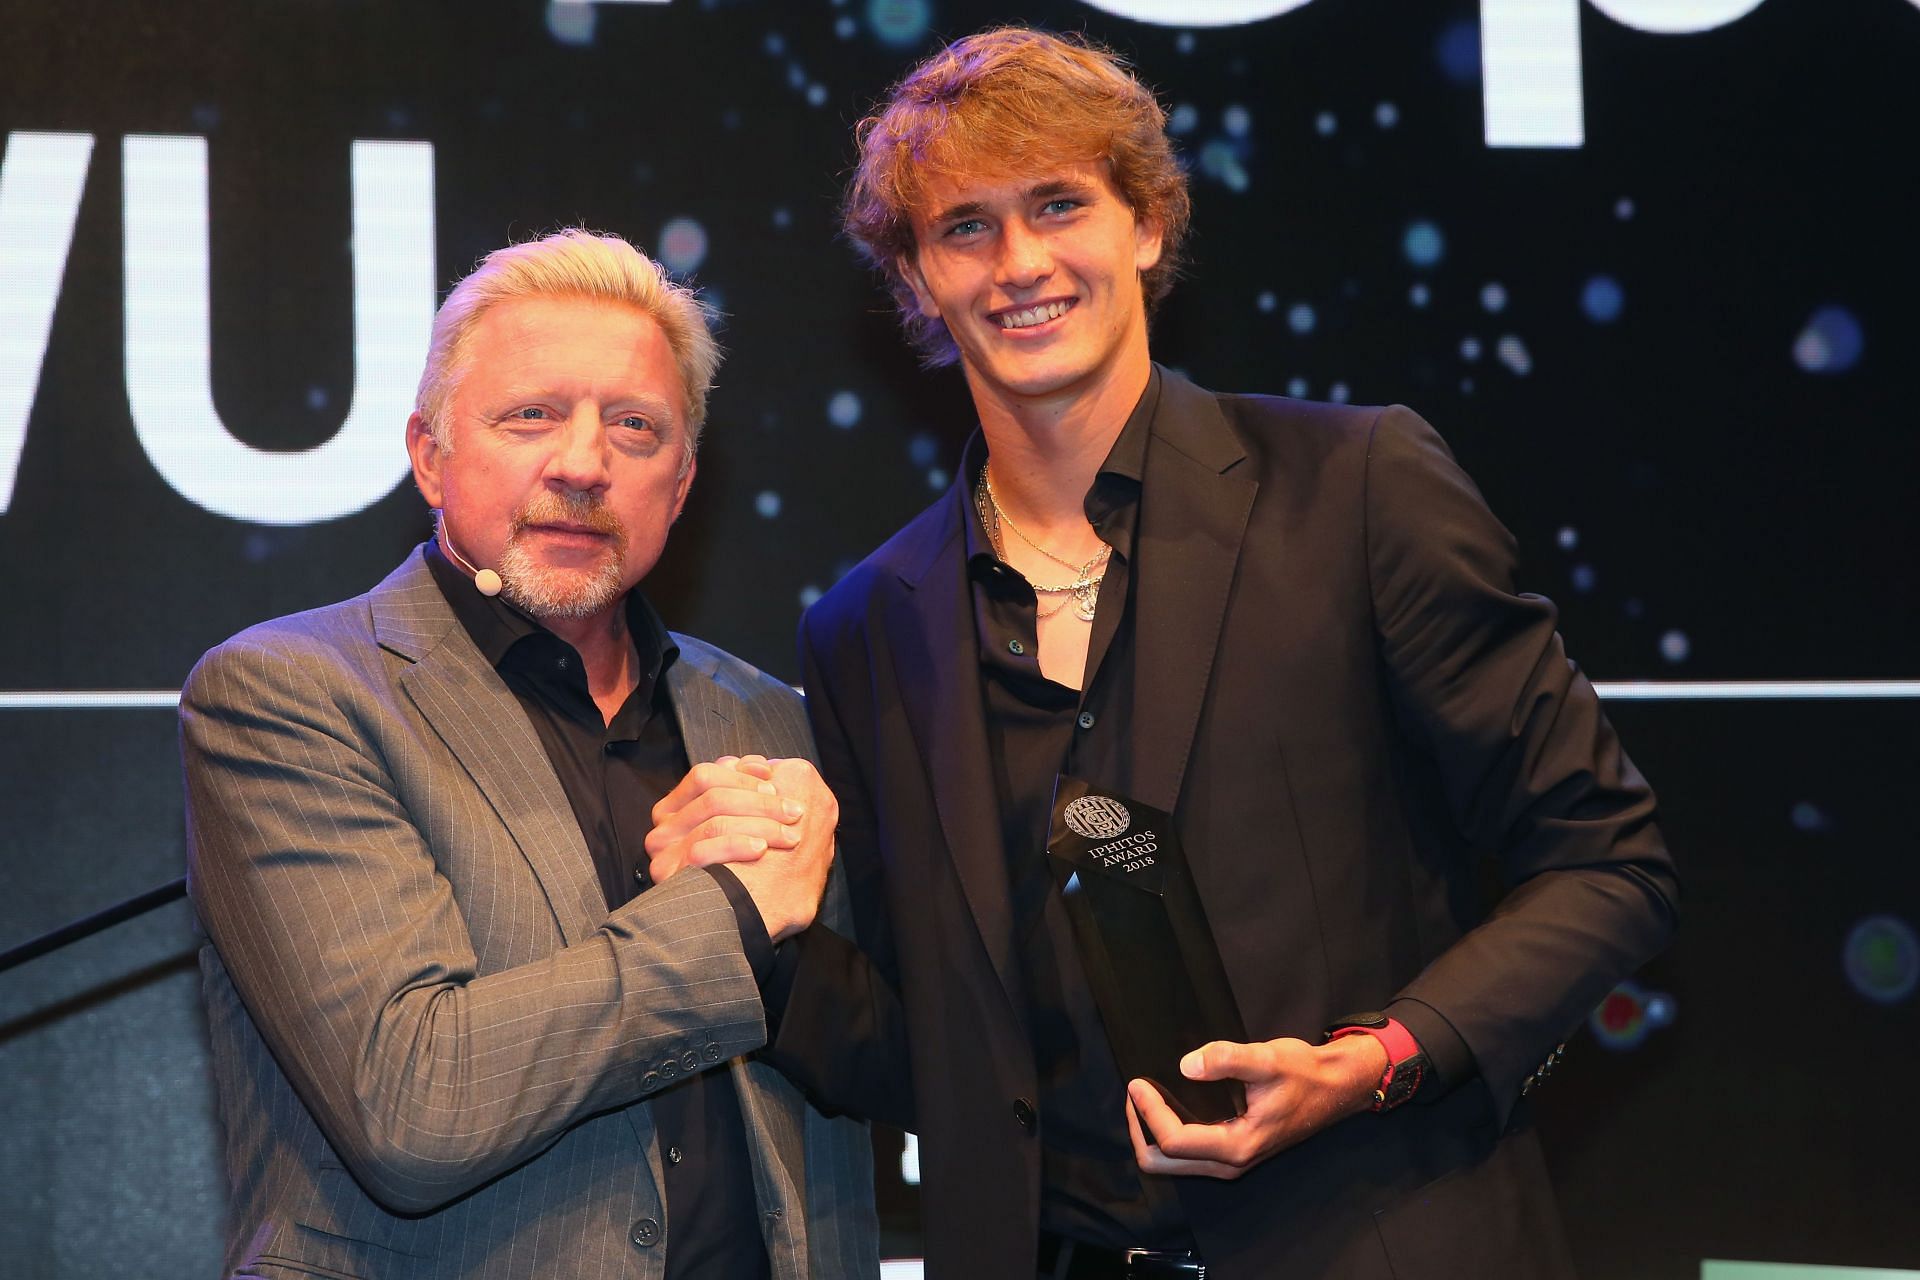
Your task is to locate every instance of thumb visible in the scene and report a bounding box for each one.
[1181,1040,1256,1081]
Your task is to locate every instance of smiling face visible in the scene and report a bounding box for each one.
[901,162,1163,419]
[406,294,695,623]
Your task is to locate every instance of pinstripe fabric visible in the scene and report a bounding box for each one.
[184,548,877,1279]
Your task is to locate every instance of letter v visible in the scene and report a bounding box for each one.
[0,132,93,514]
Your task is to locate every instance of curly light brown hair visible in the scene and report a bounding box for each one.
[843,26,1192,366]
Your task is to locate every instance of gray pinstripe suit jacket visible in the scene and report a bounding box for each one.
[182,548,877,1280]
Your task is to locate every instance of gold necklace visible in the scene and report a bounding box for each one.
[975,466,1109,622]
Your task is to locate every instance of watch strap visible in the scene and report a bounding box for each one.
[1327,1015,1427,1111]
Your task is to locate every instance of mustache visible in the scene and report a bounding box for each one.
[510,490,625,539]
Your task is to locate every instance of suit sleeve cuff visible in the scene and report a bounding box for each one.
[706,865,775,987]
[1386,996,1475,1100]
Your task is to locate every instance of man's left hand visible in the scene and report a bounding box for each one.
[1124,1033,1388,1180]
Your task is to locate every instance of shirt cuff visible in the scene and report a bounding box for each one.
[706,865,775,987]
[1385,996,1475,1101]
[758,926,808,1039]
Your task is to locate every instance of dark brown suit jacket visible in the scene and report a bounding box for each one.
[778,370,1677,1278]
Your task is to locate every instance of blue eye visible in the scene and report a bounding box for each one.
[617,415,654,432]
[946,218,985,238]
[514,406,547,420]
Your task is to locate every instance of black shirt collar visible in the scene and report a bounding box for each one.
[961,363,1161,565]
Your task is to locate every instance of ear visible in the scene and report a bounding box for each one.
[406,410,445,509]
[670,454,697,524]
[898,255,942,320]
[1133,212,1165,276]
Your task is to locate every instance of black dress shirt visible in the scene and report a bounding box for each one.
[960,368,1196,1252]
[424,541,771,1280]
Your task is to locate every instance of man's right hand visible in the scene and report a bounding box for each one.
[646,756,838,941]
[646,758,801,882]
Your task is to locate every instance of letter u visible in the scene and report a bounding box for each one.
[123,135,434,524]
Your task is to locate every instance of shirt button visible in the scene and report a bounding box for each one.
[1013,1097,1036,1132]
[1077,711,1096,730]
[667,1145,684,1165]
[557,657,569,670]
[1008,639,1025,656]
[634,867,647,883]
[630,1217,660,1247]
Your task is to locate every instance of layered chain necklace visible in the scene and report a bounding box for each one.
[974,465,1110,622]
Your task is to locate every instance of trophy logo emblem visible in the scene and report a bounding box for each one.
[1062,794,1131,840]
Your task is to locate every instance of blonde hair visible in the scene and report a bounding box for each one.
[844,27,1192,365]
[416,228,722,455]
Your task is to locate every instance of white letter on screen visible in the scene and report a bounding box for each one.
[123,135,435,525]
[0,131,93,514]
[1076,0,1314,25]
[1586,0,1767,35]
[1483,0,1585,147]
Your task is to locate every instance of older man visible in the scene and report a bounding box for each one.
[714,27,1679,1280]
[182,229,876,1280]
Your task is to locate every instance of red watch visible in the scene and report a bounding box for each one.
[1326,1012,1428,1112]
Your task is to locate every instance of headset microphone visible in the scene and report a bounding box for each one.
[441,536,503,597]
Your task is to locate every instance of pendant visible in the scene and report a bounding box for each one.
[1074,579,1099,621]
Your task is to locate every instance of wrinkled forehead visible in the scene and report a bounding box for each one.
[452,295,691,416]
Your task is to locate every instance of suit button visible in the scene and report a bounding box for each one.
[1008,639,1025,656]
[643,1071,658,1089]
[704,1044,722,1062]
[1013,1098,1036,1132]
[681,1050,699,1071]
[1077,711,1096,730]
[661,1060,678,1079]
[667,1145,684,1165]
[630,1217,660,1247]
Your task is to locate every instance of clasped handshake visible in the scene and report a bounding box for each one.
[644,754,1393,1178]
[644,755,838,943]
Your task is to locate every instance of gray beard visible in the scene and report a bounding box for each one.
[495,536,627,620]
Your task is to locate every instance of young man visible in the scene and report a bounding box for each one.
[670,26,1675,1280]
[181,230,876,1280]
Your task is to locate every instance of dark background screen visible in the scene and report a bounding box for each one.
[2,2,1915,1275]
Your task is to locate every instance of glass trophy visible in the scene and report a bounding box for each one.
[1047,775,1247,1126]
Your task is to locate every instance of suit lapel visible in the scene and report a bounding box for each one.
[665,646,756,762]
[1128,371,1259,814]
[889,494,1027,1020]
[372,552,607,947]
